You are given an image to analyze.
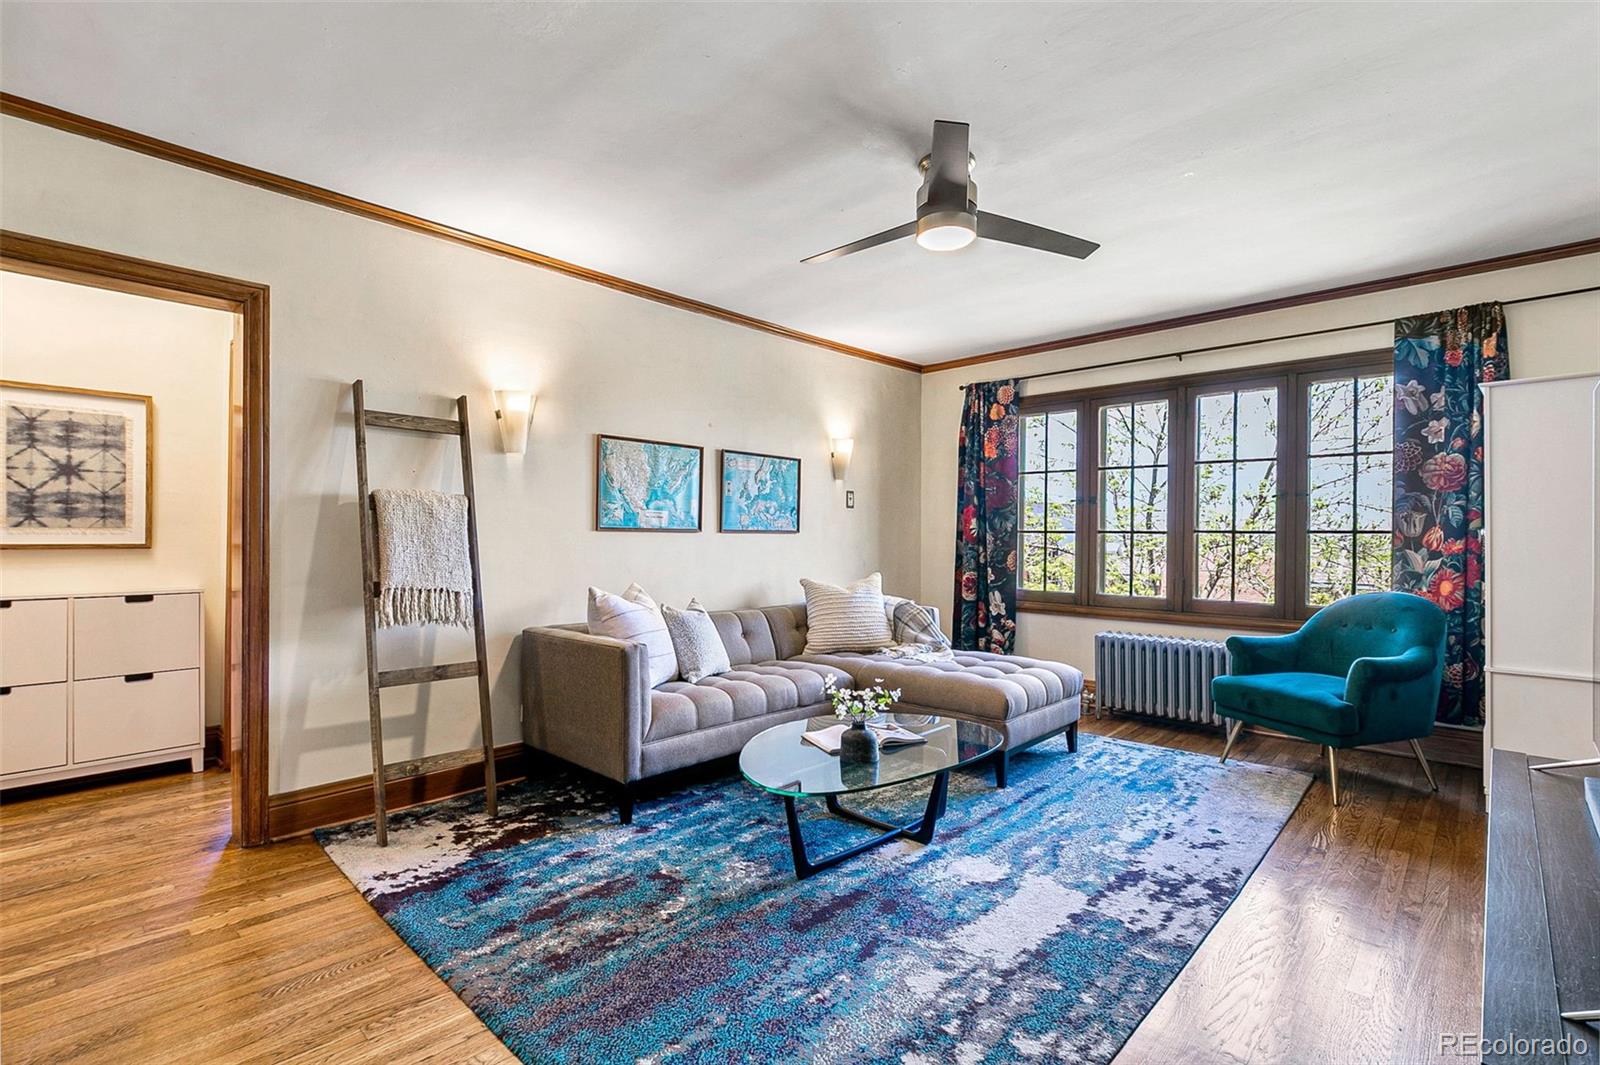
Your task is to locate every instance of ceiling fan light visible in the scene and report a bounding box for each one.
[915,211,977,252]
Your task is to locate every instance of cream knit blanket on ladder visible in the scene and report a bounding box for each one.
[371,488,474,628]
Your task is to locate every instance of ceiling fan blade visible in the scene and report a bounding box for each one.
[800,220,917,264]
[976,211,1100,259]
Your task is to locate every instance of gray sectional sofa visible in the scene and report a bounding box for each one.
[522,601,1083,821]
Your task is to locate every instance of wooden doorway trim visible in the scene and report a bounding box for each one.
[1,231,271,847]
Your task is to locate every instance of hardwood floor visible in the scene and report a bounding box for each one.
[0,766,512,1064]
[0,718,1486,1065]
[1100,717,1486,1065]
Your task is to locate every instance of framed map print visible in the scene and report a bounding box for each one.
[719,449,800,533]
[1,380,153,549]
[595,434,703,531]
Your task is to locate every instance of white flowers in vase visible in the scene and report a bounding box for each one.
[823,675,902,723]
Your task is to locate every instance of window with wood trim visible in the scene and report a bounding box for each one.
[1020,408,1079,595]
[1017,352,1394,624]
[1192,383,1281,610]
[1097,398,1170,599]
[1303,370,1394,605]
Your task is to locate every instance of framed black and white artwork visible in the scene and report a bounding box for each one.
[1,380,153,549]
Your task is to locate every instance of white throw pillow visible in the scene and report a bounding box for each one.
[662,598,732,683]
[801,572,894,654]
[587,583,678,687]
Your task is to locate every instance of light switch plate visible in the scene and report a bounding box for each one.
[845,490,855,509]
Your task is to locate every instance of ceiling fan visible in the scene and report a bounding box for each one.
[801,119,1100,264]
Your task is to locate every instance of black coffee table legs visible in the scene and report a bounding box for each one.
[781,770,950,880]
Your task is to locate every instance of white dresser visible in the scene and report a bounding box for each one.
[0,590,205,788]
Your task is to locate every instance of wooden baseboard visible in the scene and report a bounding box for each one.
[204,725,222,766]
[268,742,528,841]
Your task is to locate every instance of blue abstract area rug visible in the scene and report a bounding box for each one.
[317,734,1309,1064]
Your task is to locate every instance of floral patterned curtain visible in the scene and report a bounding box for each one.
[955,379,1021,653]
[1392,302,1507,727]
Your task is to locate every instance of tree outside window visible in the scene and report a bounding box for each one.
[1019,409,1077,594]
[1306,373,1394,605]
[1098,400,1168,598]
[1194,387,1278,604]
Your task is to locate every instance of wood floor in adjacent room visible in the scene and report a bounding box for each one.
[0,717,1486,1065]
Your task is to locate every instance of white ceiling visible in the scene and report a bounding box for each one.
[3,2,1597,365]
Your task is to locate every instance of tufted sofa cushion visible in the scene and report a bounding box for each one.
[794,650,1083,723]
[646,659,853,741]
[758,605,810,660]
[708,609,778,666]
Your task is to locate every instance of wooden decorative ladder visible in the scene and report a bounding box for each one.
[351,379,497,846]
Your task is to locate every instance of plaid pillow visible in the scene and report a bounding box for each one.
[892,601,950,648]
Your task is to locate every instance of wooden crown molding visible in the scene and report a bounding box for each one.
[0,92,920,374]
[921,237,1600,374]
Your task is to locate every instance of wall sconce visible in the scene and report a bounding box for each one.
[830,437,854,481]
[493,390,535,454]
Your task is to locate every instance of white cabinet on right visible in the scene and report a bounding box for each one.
[1481,372,1600,778]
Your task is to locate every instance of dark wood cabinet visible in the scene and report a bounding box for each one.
[1483,750,1599,1064]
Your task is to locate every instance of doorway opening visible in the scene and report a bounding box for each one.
[0,232,270,846]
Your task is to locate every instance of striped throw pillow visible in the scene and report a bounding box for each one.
[587,583,678,687]
[801,572,894,654]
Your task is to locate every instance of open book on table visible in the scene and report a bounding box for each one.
[801,721,930,754]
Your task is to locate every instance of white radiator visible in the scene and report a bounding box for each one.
[1094,631,1230,726]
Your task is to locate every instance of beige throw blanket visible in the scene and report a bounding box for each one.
[372,488,473,628]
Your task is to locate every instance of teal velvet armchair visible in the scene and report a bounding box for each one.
[1211,592,1447,806]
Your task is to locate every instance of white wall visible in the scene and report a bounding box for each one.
[0,117,923,794]
[0,272,233,725]
[919,253,1600,673]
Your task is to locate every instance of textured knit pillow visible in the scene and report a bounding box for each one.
[801,572,894,653]
[892,601,951,648]
[662,598,732,683]
[587,583,678,687]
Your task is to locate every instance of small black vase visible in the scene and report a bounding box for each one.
[839,719,880,765]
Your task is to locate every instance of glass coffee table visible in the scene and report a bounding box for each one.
[739,713,1004,879]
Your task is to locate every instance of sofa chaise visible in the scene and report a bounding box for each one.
[522,601,1083,821]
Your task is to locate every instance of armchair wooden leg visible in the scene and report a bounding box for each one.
[1409,738,1439,792]
[1219,719,1244,764]
[1326,746,1341,807]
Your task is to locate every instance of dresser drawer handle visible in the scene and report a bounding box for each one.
[124,673,155,683]
[0,600,11,609]
[0,687,10,696]
[124,595,155,604]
